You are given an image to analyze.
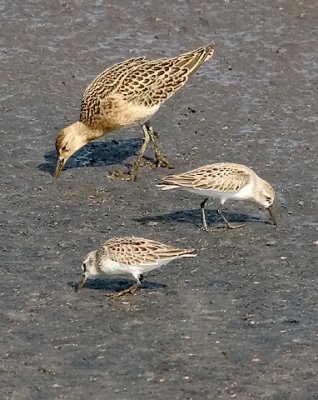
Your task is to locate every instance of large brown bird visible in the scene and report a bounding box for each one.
[55,43,215,181]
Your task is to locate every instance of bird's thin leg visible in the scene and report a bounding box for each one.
[200,199,226,232]
[109,283,141,297]
[145,122,173,169]
[200,198,210,231]
[218,207,245,230]
[130,126,151,181]
[105,275,144,298]
[200,200,244,232]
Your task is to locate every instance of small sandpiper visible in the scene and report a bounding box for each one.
[75,236,197,297]
[157,162,277,231]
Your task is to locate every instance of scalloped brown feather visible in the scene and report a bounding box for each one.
[79,43,214,130]
[161,163,253,192]
[98,237,197,266]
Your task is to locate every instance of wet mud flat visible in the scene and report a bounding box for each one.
[1,1,318,399]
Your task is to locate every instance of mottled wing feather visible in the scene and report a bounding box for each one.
[125,62,188,107]
[79,43,214,126]
[82,57,147,100]
[126,44,214,107]
[172,43,214,76]
[80,57,147,125]
[162,164,252,192]
[103,237,194,266]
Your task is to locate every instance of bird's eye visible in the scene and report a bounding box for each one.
[62,145,67,151]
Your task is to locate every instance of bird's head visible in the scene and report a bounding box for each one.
[54,122,89,178]
[256,180,277,225]
[75,250,99,292]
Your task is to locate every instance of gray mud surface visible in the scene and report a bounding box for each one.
[1,1,318,399]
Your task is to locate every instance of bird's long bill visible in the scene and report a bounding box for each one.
[75,275,86,293]
[54,158,65,179]
[268,206,277,226]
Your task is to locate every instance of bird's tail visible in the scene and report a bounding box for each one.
[156,172,191,190]
[174,42,215,76]
[157,247,198,260]
[180,248,198,258]
[156,183,180,190]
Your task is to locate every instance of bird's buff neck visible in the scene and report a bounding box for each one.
[73,121,105,142]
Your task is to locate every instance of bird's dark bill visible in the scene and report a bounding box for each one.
[75,275,86,292]
[268,206,277,226]
[54,159,65,178]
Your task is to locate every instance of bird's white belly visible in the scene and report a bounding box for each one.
[231,183,254,200]
[99,258,170,278]
[185,183,253,204]
[100,258,131,275]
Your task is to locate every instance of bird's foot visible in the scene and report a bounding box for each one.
[107,169,132,181]
[129,157,159,180]
[139,159,157,170]
[200,223,245,232]
[155,153,173,169]
[105,284,141,298]
[225,223,245,230]
[200,225,227,233]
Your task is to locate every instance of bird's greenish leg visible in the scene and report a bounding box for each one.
[200,198,210,231]
[129,125,151,181]
[105,275,144,298]
[218,208,245,230]
[145,122,173,169]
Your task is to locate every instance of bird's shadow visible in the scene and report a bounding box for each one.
[68,277,166,294]
[38,138,144,176]
[135,208,263,227]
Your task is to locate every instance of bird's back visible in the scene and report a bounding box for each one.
[160,163,254,193]
[80,43,214,129]
[98,236,196,266]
